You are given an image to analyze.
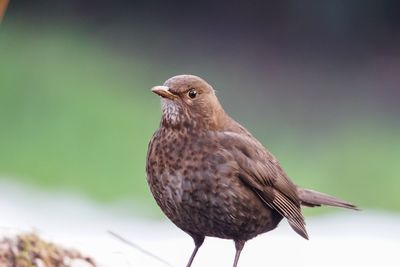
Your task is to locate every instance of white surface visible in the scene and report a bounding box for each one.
[0,180,399,267]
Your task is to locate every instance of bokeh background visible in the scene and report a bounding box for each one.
[1,0,399,221]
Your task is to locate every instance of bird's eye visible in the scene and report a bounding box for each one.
[188,89,197,99]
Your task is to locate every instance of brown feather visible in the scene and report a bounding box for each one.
[214,131,308,238]
[298,188,359,210]
[147,74,358,267]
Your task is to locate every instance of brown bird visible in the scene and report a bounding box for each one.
[146,74,357,267]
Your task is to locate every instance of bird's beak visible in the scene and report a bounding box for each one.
[151,86,176,100]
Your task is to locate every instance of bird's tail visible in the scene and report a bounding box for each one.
[298,188,359,210]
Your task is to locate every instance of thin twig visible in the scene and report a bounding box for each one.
[107,230,175,267]
[0,0,9,23]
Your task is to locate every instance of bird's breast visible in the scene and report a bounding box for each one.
[147,129,281,239]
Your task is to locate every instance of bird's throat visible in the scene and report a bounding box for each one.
[161,100,185,127]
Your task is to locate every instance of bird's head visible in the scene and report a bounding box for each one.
[151,75,226,129]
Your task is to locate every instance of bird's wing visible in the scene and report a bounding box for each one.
[212,131,308,239]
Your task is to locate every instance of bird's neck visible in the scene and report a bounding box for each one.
[160,101,239,133]
[207,107,231,131]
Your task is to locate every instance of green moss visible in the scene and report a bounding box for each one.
[0,233,95,267]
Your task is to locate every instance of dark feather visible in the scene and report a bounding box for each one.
[214,131,307,238]
[298,188,359,210]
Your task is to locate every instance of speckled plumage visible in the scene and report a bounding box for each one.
[146,75,357,267]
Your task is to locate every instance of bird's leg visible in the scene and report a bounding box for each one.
[186,234,205,267]
[233,240,246,267]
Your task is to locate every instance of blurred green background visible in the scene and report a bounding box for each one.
[1,1,399,217]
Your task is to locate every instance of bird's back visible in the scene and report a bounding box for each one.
[210,116,309,238]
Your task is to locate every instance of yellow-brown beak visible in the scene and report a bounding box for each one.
[151,86,176,100]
